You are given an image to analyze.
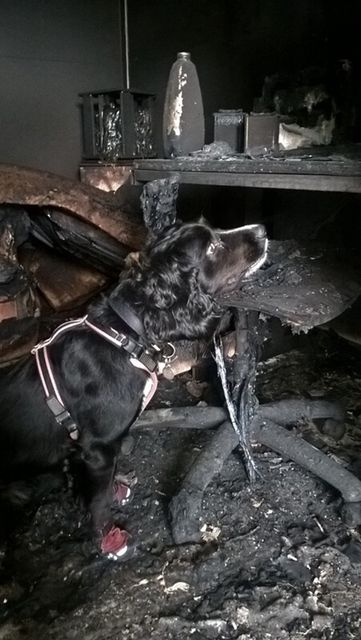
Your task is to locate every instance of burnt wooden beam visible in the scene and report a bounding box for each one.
[254,419,361,504]
[153,400,361,543]
[134,150,361,193]
[131,406,227,431]
[134,152,361,177]
[134,168,361,193]
[169,420,238,544]
[169,409,361,543]
[0,164,146,250]
[229,310,263,481]
[133,400,345,432]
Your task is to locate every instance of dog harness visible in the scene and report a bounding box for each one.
[31,315,164,441]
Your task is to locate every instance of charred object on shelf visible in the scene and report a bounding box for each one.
[80,90,155,162]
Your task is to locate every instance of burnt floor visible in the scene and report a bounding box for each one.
[1,329,361,640]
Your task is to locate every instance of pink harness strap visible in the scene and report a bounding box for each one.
[32,315,159,440]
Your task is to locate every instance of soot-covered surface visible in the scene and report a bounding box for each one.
[1,330,361,640]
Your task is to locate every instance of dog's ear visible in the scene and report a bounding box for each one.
[140,177,179,236]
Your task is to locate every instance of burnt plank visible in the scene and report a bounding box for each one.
[0,164,146,250]
[134,169,361,193]
[217,240,361,330]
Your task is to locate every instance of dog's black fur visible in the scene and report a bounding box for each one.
[0,194,267,549]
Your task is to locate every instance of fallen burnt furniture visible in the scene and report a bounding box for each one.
[0,164,145,248]
[0,164,145,363]
[134,240,361,543]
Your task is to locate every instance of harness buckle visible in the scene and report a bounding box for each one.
[110,329,129,347]
[46,396,79,440]
[138,351,157,372]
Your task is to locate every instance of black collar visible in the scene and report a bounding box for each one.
[90,298,160,372]
[108,297,145,338]
[105,298,176,372]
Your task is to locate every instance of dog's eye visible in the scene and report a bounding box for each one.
[207,239,223,256]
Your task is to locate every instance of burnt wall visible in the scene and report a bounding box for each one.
[0,1,359,185]
[0,0,122,178]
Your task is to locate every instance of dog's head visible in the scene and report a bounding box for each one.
[113,222,266,343]
[110,179,267,342]
[144,220,267,295]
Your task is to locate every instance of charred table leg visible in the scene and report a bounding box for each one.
[229,310,263,482]
[254,418,361,508]
[135,400,345,433]
[170,310,262,543]
[168,298,361,544]
[167,398,361,543]
[168,406,361,542]
[167,309,361,543]
[169,420,237,544]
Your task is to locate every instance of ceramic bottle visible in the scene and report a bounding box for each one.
[163,52,205,158]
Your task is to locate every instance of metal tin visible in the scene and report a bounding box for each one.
[244,113,279,155]
[213,109,244,152]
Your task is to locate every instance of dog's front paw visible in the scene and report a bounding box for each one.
[113,480,131,506]
[100,525,129,560]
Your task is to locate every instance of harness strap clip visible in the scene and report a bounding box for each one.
[109,329,129,347]
[46,396,79,440]
[138,351,157,372]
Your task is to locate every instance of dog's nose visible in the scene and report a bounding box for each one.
[251,224,267,239]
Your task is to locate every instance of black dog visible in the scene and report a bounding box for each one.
[0,182,267,557]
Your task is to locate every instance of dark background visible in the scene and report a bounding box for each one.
[0,0,360,179]
[129,0,361,151]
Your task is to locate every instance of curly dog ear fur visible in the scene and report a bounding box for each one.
[143,262,182,310]
[140,263,216,341]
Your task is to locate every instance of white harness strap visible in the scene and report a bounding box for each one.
[130,358,158,412]
[32,316,88,352]
[84,318,129,349]
[32,317,88,440]
[31,315,159,440]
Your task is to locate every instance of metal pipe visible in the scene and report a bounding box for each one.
[118,0,130,90]
[123,0,130,89]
